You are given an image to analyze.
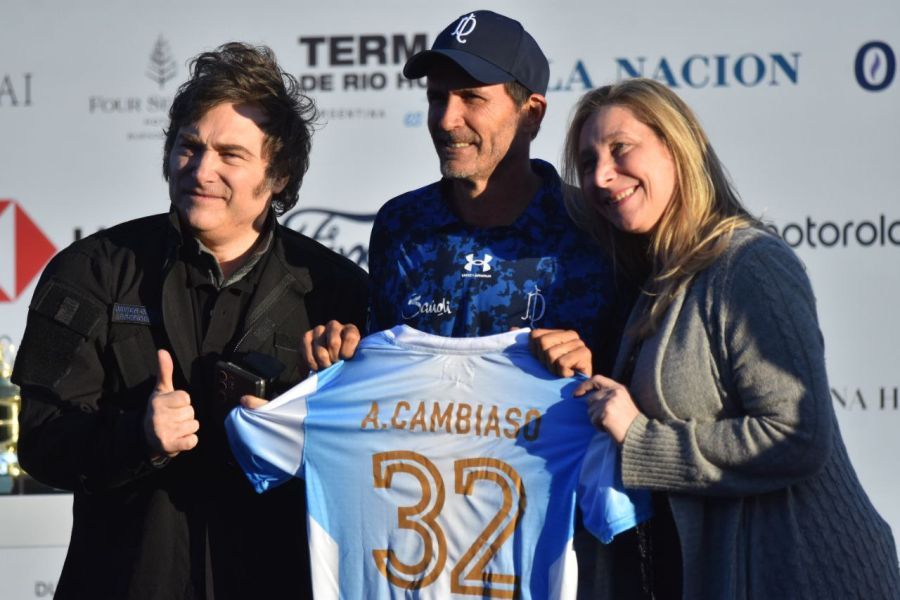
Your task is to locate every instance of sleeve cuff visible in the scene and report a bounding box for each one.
[621,415,701,490]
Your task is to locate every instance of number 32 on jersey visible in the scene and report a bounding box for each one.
[372,451,525,598]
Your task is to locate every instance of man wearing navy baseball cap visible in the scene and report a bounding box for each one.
[358,9,626,379]
[306,10,624,376]
[302,12,632,593]
[403,10,550,97]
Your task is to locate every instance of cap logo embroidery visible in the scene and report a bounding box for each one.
[451,13,478,44]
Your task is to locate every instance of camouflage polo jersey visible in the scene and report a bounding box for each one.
[367,160,624,371]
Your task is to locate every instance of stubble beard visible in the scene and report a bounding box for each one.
[439,160,475,180]
[432,129,479,181]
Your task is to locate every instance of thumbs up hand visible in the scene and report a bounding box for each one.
[143,349,199,460]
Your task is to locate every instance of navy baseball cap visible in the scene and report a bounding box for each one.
[403,10,550,96]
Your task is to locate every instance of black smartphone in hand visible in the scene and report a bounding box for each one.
[214,360,266,406]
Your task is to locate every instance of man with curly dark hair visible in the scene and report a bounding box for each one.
[13,42,367,599]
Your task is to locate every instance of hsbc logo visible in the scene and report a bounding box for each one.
[0,200,56,302]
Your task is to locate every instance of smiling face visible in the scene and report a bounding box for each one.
[167,102,285,251]
[426,63,531,187]
[577,104,677,235]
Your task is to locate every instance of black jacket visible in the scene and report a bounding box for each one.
[13,212,368,599]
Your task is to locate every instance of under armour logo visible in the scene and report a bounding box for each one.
[464,253,493,273]
[451,13,478,44]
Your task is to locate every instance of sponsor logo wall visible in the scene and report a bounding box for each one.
[0,74,32,107]
[0,201,56,303]
[1,0,897,594]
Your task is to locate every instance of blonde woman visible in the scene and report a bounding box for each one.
[563,78,899,599]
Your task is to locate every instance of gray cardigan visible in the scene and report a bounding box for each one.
[618,227,900,599]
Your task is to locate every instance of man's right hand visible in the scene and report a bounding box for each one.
[143,349,199,460]
[301,320,361,371]
[529,329,593,378]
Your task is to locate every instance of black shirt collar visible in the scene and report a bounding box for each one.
[172,208,276,290]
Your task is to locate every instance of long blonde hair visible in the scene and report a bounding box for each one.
[563,78,760,337]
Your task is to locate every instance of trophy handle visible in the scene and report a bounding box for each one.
[0,335,22,481]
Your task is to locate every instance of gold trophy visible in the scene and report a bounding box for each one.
[0,336,22,491]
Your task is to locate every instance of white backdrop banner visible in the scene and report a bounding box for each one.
[1,0,898,595]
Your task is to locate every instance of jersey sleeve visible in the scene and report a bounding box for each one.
[226,367,335,493]
[577,432,653,543]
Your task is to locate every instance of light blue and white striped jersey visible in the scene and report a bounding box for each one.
[226,326,651,600]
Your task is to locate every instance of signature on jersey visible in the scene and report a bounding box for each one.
[402,294,454,319]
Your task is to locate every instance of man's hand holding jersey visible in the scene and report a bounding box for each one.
[241,320,362,409]
[242,323,594,410]
[300,321,593,378]
[528,329,593,377]
[302,320,362,371]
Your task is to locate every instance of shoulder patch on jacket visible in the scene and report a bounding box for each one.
[31,280,105,338]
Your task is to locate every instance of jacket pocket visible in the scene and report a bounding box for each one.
[110,330,158,395]
[273,331,307,391]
